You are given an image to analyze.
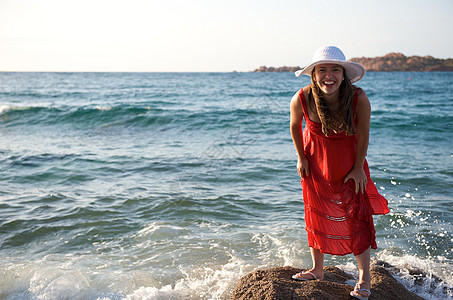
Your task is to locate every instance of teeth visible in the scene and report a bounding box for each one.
[324,81,335,85]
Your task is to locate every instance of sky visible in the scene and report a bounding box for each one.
[0,0,452,72]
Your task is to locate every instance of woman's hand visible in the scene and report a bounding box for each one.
[297,157,310,178]
[344,167,367,194]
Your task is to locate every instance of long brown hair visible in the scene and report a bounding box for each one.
[308,67,358,136]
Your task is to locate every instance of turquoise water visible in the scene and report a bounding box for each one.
[0,72,452,299]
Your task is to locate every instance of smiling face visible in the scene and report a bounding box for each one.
[313,64,344,96]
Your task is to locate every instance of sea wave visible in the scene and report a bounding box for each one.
[1,72,452,300]
[0,103,287,134]
[1,237,452,299]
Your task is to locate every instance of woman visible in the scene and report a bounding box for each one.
[289,46,389,300]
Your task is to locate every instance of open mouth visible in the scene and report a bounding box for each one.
[323,81,336,86]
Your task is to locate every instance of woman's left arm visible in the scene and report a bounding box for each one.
[344,90,371,194]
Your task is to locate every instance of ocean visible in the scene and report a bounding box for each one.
[0,71,452,299]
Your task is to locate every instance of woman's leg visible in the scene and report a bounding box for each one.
[293,247,325,280]
[309,247,325,278]
[353,247,372,296]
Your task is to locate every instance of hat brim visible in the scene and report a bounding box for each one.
[295,60,366,83]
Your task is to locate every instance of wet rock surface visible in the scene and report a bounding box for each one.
[231,262,425,300]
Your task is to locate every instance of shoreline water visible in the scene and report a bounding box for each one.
[1,71,452,299]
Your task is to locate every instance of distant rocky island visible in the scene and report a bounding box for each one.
[253,53,453,72]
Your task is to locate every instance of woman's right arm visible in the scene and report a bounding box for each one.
[290,90,310,177]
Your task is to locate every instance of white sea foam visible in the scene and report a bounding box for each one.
[0,221,310,300]
[376,249,453,299]
[1,263,92,299]
[0,104,13,114]
[94,106,112,111]
[0,103,51,115]
[0,252,254,300]
[2,235,452,299]
[133,255,252,300]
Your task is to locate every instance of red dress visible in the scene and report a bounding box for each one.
[299,89,389,256]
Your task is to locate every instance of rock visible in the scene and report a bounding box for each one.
[230,263,425,300]
[349,53,453,72]
[253,66,301,73]
[252,53,453,72]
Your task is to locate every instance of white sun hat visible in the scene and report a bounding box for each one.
[295,46,366,83]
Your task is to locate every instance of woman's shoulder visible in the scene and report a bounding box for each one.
[353,87,371,114]
[292,85,310,99]
[354,87,369,103]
